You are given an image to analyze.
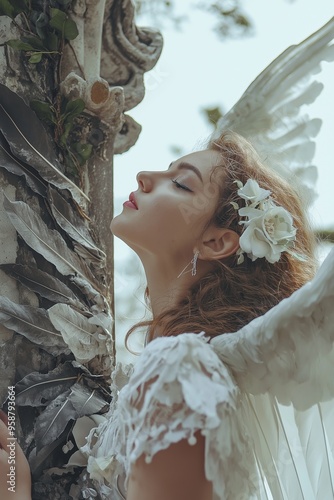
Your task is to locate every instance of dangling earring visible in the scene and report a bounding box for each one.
[177,250,200,279]
[191,250,199,276]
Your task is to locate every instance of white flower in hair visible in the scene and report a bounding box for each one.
[240,205,296,263]
[232,179,299,264]
[237,179,271,206]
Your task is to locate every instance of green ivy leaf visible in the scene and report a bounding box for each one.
[29,52,43,63]
[63,99,85,123]
[73,143,93,163]
[45,32,59,52]
[62,19,79,40]
[21,36,46,51]
[30,100,56,124]
[6,39,34,51]
[63,151,77,175]
[36,12,49,28]
[50,7,67,25]
[60,122,73,146]
[49,8,79,41]
[0,0,28,18]
[0,0,14,17]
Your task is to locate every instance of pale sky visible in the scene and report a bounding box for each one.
[113,0,334,360]
[114,0,333,228]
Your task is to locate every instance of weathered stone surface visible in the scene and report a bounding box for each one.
[0,2,161,496]
[60,0,163,152]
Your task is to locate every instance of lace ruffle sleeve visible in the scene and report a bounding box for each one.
[82,332,257,500]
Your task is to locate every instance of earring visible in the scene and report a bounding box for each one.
[191,250,199,276]
[177,250,200,279]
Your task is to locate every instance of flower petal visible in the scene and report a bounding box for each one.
[238,179,271,203]
[238,207,263,220]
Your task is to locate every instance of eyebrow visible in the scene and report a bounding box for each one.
[168,161,203,182]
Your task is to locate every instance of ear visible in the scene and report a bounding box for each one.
[198,227,240,261]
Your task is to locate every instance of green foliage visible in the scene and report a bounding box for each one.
[30,97,93,175]
[205,1,252,38]
[3,1,79,64]
[62,98,86,123]
[72,142,93,164]
[134,0,253,39]
[201,105,224,128]
[49,8,79,40]
[6,39,35,51]
[0,0,29,19]
[30,97,93,174]
[21,35,45,50]
[169,144,185,157]
[28,51,42,63]
[30,100,56,124]
[45,31,59,51]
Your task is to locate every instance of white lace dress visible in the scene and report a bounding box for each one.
[82,247,334,500]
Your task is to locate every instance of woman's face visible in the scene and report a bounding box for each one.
[111,149,223,263]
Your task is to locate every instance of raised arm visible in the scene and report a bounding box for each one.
[127,431,212,500]
[0,410,32,500]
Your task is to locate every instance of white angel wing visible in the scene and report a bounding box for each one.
[211,247,334,499]
[211,246,334,406]
[212,17,334,205]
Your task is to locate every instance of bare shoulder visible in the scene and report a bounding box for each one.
[126,431,213,500]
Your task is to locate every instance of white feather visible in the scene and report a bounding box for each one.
[211,247,334,498]
[212,17,334,205]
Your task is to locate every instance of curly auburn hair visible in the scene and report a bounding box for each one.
[126,131,317,346]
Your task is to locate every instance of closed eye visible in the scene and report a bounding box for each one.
[172,179,192,192]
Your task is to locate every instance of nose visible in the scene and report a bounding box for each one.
[136,171,153,192]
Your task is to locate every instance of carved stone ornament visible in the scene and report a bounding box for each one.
[60,0,163,153]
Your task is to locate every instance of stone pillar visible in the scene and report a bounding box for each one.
[0,1,162,496]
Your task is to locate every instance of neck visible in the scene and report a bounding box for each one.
[138,253,196,317]
[138,251,213,318]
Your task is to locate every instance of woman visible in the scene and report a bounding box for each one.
[82,131,322,500]
[0,131,330,499]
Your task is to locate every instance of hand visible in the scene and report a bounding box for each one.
[0,410,32,500]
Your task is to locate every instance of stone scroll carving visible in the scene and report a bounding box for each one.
[61,0,163,153]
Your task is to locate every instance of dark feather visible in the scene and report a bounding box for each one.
[34,389,76,450]
[3,196,101,290]
[0,132,47,196]
[47,186,106,265]
[34,383,107,451]
[15,362,78,406]
[0,295,69,355]
[0,263,87,311]
[29,434,66,476]
[0,83,88,207]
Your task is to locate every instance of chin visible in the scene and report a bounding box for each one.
[110,216,138,250]
[110,213,129,235]
[109,215,120,235]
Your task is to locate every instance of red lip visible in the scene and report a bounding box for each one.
[130,192,138,208]
[123,192,138,210]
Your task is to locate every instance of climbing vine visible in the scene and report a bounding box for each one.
[30,96,94,177]
[0,0,95,180]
